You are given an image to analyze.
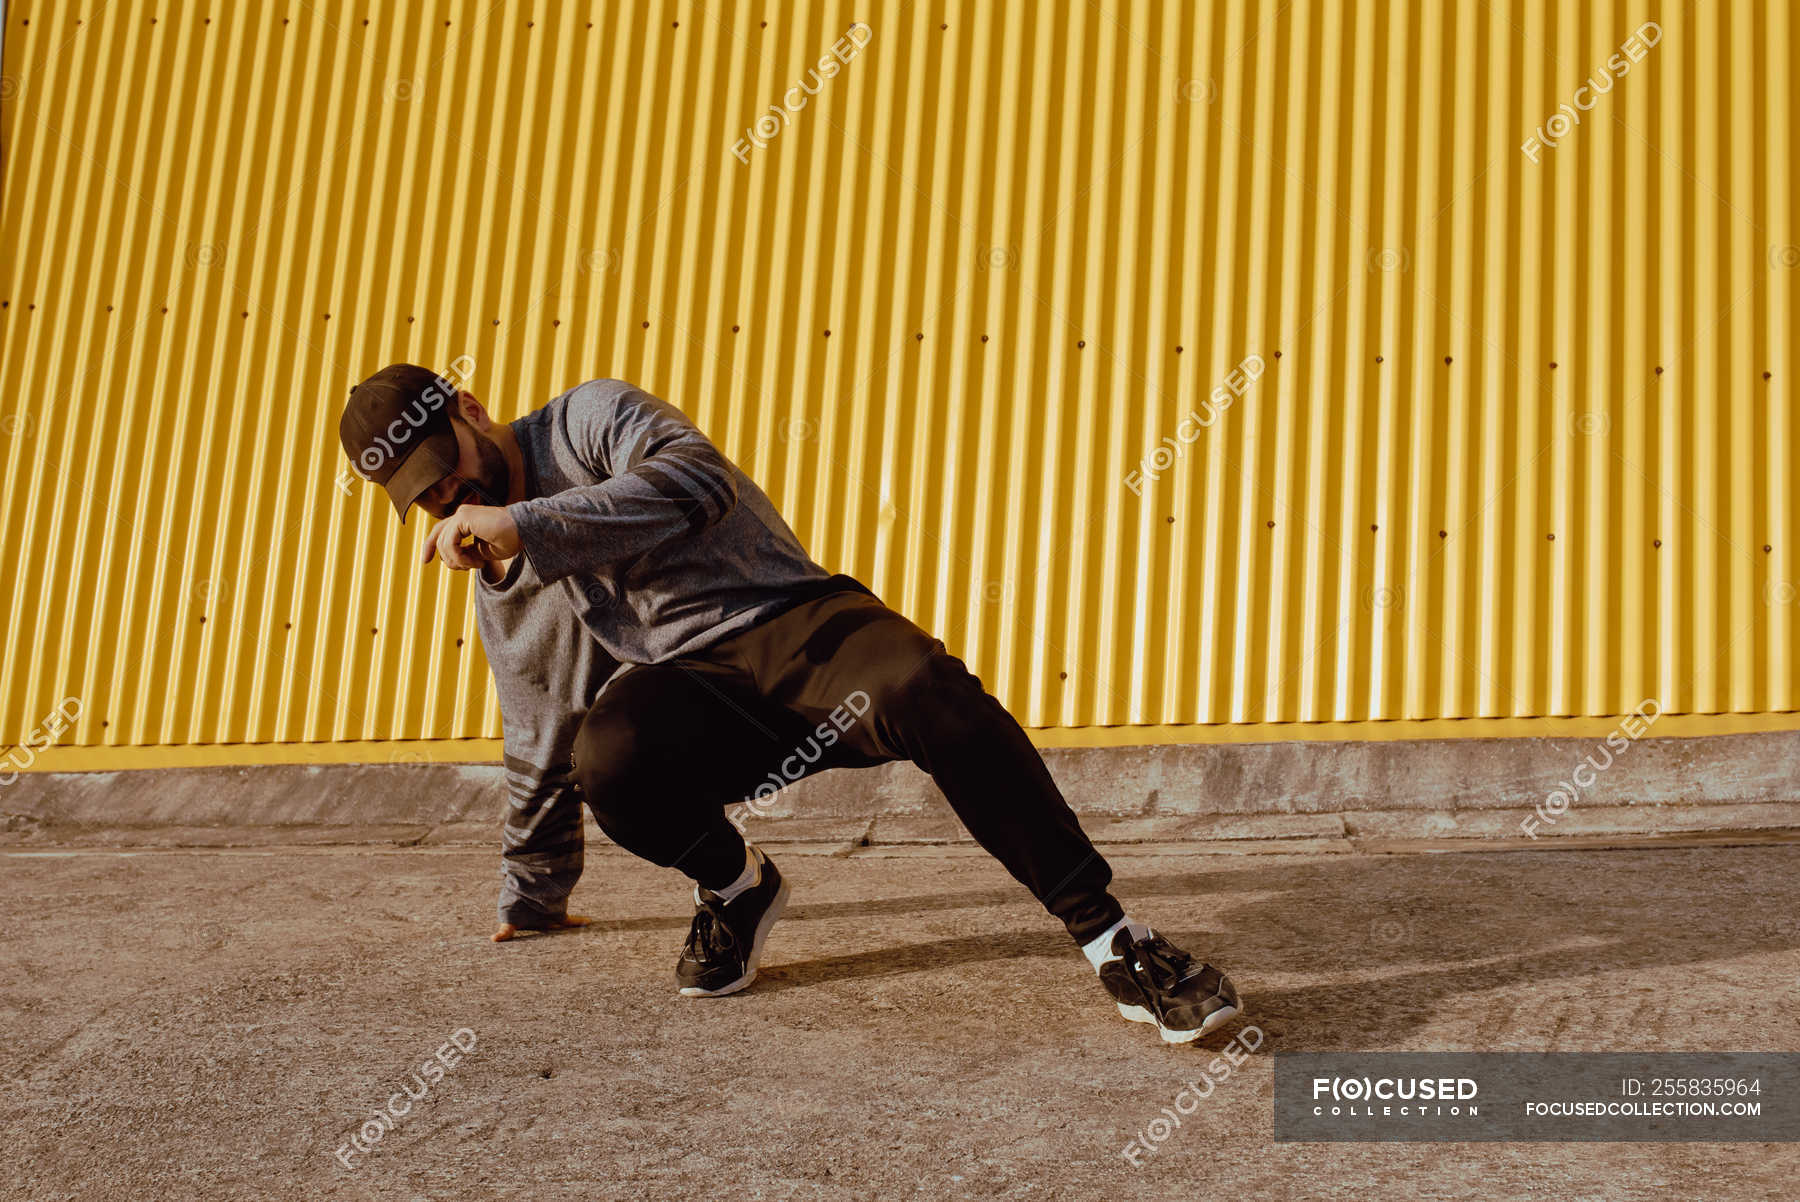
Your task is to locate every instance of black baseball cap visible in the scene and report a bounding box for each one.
[339,363,464,522]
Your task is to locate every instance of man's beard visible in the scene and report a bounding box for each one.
[449,428,511,510]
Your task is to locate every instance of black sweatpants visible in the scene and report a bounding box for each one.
[570,576,1126,945]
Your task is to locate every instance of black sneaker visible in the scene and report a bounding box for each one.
[1097,928,1241,1043]
[676,850,791,997]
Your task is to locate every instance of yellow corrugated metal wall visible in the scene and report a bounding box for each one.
[1,1,1795,759]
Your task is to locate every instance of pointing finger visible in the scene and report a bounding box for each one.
[421,515,448,565]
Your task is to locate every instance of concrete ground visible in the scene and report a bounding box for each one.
[3,838,1797,1200]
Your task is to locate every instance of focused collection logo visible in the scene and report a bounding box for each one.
[1312,1075,1480,1118]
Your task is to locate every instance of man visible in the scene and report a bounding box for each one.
[338,364,1242,1044]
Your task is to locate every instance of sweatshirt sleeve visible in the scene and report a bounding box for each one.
[506,383,740,585]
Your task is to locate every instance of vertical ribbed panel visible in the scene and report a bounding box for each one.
[0,1,1794,748]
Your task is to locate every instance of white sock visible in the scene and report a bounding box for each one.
[1081,916,1152,972]
[707,844,763,903]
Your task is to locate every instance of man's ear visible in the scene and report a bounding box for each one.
[456,389,491,431]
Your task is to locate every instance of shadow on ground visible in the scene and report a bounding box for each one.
[2,842,1794,1199]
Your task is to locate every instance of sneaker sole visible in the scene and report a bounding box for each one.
[1117,999,1242,1044]
[678,874,792,998]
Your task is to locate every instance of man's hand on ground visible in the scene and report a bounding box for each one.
[422,504,521,570]
[492,913,594,942]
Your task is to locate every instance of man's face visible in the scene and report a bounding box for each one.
[415,413,511,520]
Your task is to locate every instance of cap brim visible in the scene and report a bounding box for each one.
[382,428,462,524]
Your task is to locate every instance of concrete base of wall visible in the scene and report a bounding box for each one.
[4,729,1798,848]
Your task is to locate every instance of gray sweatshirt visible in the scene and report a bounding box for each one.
[473,378,849,926]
